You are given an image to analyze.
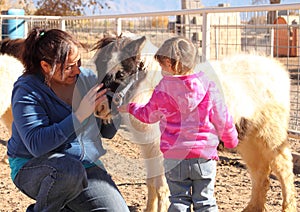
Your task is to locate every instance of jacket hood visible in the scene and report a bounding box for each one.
[158,72,210,113]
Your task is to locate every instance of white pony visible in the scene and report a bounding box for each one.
[0,38,25,136]
[0,54,24,136]
[92,34,297,212]
[0,54,24,164]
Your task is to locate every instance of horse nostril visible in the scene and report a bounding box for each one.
[113,93,122,106]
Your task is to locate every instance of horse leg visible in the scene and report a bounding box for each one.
[156,175,169,212]
[145,178,158,212]
[270,142,297,212]
[144,175,169,212]
[0,106,12,164]
[238,137,270,212]
[141,142,169,212]
[127,112,169,211]
[0,106,13,136]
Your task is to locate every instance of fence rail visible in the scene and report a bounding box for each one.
[1,3,300,136]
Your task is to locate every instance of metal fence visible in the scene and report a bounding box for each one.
[1,3,300,136]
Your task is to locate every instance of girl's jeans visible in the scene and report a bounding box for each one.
[13,153,129,212]
[164,158,218,212]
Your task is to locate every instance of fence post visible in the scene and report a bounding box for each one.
[202,12,210,62]
[116,18,122,36]
[60,19,66,31]
[215,26,219,60]
[0,17,2,39]
[270,27,274,57]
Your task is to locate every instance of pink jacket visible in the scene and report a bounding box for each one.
[128,71,238,160]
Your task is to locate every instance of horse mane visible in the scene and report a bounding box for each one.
[0,38,25,61]
[91,33,131,51]
[92,36,117,51]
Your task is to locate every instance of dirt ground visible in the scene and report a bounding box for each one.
[0,122,299,212]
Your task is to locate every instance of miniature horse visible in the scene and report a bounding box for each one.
[0,38,25,136]
[92,35,170,212]
[0,38,25,163]
[92,34,296,212]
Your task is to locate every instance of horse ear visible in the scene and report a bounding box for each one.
[120,36,146,60]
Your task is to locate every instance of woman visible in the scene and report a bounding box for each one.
[7,28,130,212]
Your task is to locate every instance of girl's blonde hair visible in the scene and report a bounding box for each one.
[154,36,198,75]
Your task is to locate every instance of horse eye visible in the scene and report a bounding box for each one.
[116,71,125,79]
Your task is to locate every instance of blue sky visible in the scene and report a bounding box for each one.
[96,0,299,15]
[202,0,298,7]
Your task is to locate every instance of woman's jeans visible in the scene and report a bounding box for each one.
[164,158,218,212]
[13,153,129,212]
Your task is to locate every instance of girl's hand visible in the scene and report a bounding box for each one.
[118,104,129,113]
[75,84,107,123]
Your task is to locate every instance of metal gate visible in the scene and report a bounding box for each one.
[1,3,300,136]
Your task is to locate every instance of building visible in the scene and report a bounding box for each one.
[178,0,242,60]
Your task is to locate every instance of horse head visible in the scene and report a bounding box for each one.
[92,34,148,122]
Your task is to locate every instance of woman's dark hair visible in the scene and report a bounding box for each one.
[22,27,82,76]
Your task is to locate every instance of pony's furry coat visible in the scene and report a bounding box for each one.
[92,35,297,212]
[0,54,24,135]
[0,39,25,164]
[0,38,25,136]
[201,55,295,211]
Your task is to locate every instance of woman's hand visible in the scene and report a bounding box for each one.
[75,84,107,123]
[117,104,129,113]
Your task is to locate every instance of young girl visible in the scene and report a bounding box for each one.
[118,36,238,211]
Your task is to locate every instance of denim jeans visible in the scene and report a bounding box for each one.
[164,158,218,212]
[13,153,129,212]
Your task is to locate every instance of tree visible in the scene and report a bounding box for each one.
[0,0,35,14]
[34,0,112,16]
[0,0,112,16]
[252,0,281,4]
[35,0,81,16]
[0,0,10,11]
[270,0,281,4]
[151,16,169,28]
